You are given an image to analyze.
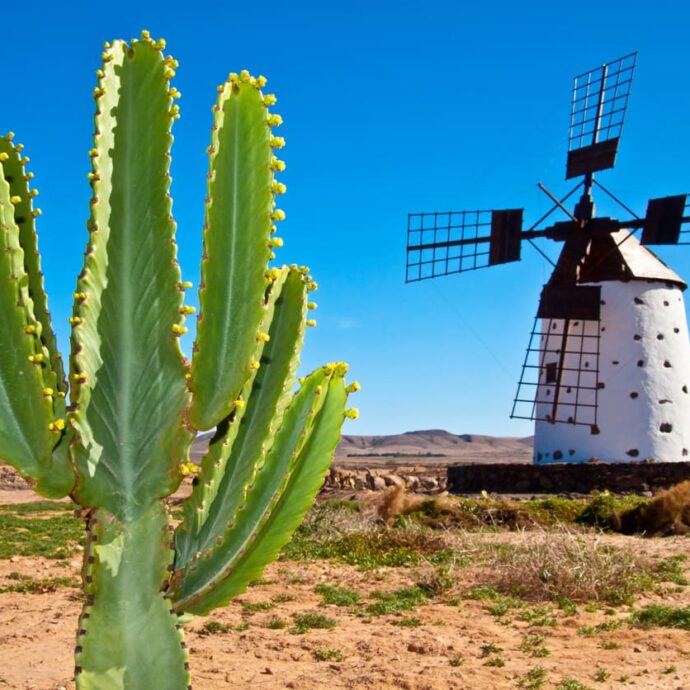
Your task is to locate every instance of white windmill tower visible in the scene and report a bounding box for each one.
[406,53,690,464]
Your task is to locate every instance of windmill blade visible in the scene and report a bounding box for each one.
[405,208,523,282]
[566,52,637,180]
[512,307,601,430]
[640,194,689,245]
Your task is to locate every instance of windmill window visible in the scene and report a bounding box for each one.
[545,362,558,384]
[569,449,575,456]
[597,382,605,389]
[634,334,641,340]
[659,399,671,404]
[657,334,664,340]
[664,300,669,306]
[612,360,619,365]
[664,361,672,368]
[591,424,600,435]
[637,360,644,367]
[674,328,680,333]
[601,326,606,332]
[683,449,688,457]
[627,448,639,457]
[630,392,638,399]
[553,450,563,460]
[660,423,673,433]
[684,385,688,394]
[634,297,644,305]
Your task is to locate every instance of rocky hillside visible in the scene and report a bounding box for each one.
[192,429,534,465]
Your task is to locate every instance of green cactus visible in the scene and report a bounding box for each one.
[0,32,358,689]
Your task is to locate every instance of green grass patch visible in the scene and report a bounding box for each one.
[200,620,233,635]
[363,587,429,617]
[313,647,345,662]
[654,555,689,586]
[0,501,75,513]
[314,584,360,607]
[391,616,423,627]
[577,619,622,636]
[0,511,83,559]
[630,604,690,630]
[264,616,287,629]
[0,571,78,594]
[240,600,276,612]
[556,678,593,690]
[520,634,550,658]
[515,666,547,689]
[291,612,337,634]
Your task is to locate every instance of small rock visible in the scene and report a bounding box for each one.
[260,667,273,675]
[369,475,386,491]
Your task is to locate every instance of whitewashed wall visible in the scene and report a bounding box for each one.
[534,280,690,463]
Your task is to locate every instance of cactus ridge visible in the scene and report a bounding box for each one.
[188,74,282,430]
[173,370,348,614]
[0,145,72,496]
[0,32,354,688]
[0,138,66,394]
[170,365,336,611]
[69,39,190,520]
[175,267,308,564]
[75,504,190,689]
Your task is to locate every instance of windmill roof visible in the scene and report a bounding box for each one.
[578,230,686,289]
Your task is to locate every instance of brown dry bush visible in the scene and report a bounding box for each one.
[368,485,538,530]
[486,526,647,605]
[613,480,690,537]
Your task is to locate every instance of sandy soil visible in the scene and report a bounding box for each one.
[1,533,689,690]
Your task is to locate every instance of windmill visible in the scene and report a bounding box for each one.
[406,52,690,464]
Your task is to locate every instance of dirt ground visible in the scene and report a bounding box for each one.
[1,526,689,690]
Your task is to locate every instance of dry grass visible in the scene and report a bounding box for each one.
[486,526,647,605]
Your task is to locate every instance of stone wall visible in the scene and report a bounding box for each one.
[448,461,690,495]
[324,466,447,492]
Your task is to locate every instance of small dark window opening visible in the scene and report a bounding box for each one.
[545,362,558,384]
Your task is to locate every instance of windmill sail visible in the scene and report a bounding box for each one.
[566,52,637,179]
[405,208,523,282]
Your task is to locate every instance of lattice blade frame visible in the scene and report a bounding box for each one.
[512,316,601,428]
[566,52,637,179]
[405,209,522,282]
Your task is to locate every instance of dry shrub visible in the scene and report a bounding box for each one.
[366,485,537,530]
[613,480,690,537]
[488,527,646,605]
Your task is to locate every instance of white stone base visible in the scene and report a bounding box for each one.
[534,279,690,463]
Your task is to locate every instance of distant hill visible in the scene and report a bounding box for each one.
[192,429,534,465]
[338,429,533,464]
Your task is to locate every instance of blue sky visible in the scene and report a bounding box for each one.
[3,1,690,436]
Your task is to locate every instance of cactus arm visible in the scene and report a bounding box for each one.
[0,136,67,393]
[187,75,278,430]
[75,503,188,690]
[171,369,348,614]
[0,156,73,496]
[174,267,307,565]
[69,39,190,520]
